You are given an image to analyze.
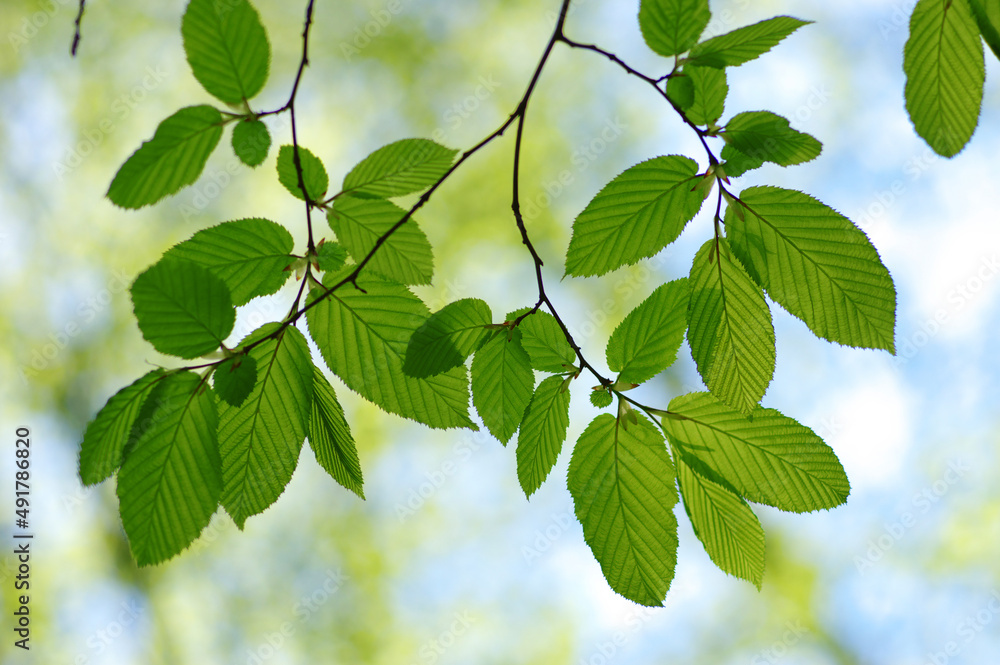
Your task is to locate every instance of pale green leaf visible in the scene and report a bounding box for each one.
[79,370,166,486]
[218,324,313,529]
[565,156,708,277]
[722,111,821,166]
[516,375,571,497]
[404,298,492,378]
[472,330,535,444]
[232,119,271,167]
[182,0,270,104]
[277,145,329,201]
[904,0,984,156]
[342,139,457,198]
[687,239,774,415]
[606,279,689,385]
[675,453,765,587]
[684,65,727,125]
[328,196,434,285]
[507,308,576,373]
[316,241,348,273]
[107,105,223,209]
[306,271,475,430]
[165,217,294,306]
[117,371,220,566]
[663,392,850,512]
[726,186,896,352]
[568,413,679,606]
[719,143,763,178]
[687,16,811,68]
[639,0,711,57]
[590,389,613,409]
[131,257,235,359]
[309,366,364,499]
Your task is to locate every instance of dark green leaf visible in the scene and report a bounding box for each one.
[117,371,220,566]
[904,0,984,156]
[606,279,689,385]
[568,412,679,606]
[639,0,711,57]
[342,139,457,198]
[726,187,896,352]
[277,145,329,201]
[131,257,235,359]
[182,0,270,104]
[722,111,821,167]
[970,0,1000,60]
[165,217,294,306]
[684,66,727,125]
[663,392,850,512]
[218,324,313,529]
[675,453,765,587]
[107,105,223,209]
[404,298,492,378]
[328,196,434,285]
[213,355,256,407]
[79,370,166,486]
[687,239,774,415]
[472,330,535,444]
[687,16,811,68]
[516,375,571,497]
[309,365,364,499]
[565,155,708,277]
[306,271,475,430]
[232,119,271,167]
[666,74,695,109]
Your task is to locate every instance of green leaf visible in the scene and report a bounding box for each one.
[507,308,576,373]
[675,453,765,587]
[606,279,689,385]
[722,111,821,167]
[182,0,270,104]
[684,66,727,125]
[306,271,474,430]
[277,145,329,201]
[970,0,1000,60]
[568,413,679,606]
[79,370,166,486]
[565,156,708,277]
[904,0,984,157]
[232,119,271,167]
[316,241,348,273]
[666,74,695,109]
[213,355,256,408]
[342,139,458,198]
[131,257,235,359]
[328,196,434,285]
[516,375,572,497]
[166,218,294,306]
[639,0,711,57]
[107,105,223,209]
[218,324,313,529]
[725,187,896,352]
[687,239,774,415]
[662,392,850,512]
[687,16,811,68]
[117,371,220,566]
[404,299,492,378]
[590,389,613,409]
[719,143,764,178]
[471,330,535,444]
[309,366,364,499]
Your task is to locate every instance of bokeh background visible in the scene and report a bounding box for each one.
[2,0,999,663]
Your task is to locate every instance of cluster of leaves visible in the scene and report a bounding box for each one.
[80,0,899,606]
[903,0,999,157]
